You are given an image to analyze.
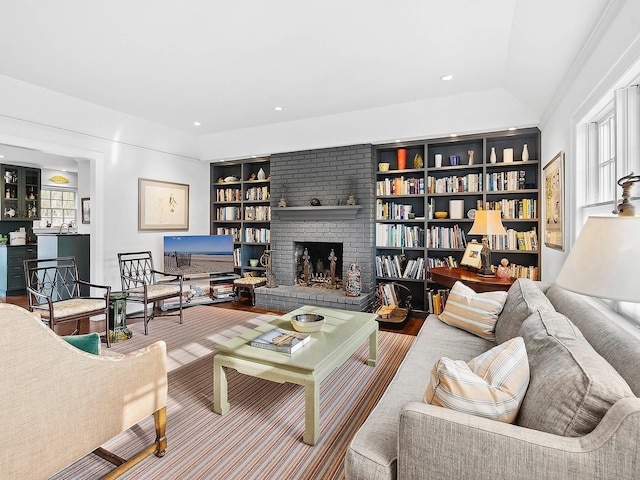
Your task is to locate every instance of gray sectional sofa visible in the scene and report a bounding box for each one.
[345,280,640,480]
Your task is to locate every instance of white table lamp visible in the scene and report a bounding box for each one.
[467,209,507,276]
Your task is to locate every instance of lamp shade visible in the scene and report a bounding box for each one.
[555,215,640,302]
[468,209,507,236]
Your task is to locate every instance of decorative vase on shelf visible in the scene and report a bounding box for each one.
[257,168,266,180]
[522,144,529,162]
[397,148,407,170]
[468,150,474,165]
[490,147,497,164]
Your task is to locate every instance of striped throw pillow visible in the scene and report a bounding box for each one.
[425,337,530,423]
[439,281,508,340]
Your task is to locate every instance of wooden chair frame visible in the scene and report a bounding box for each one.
[117,251,184,335]
[24,256,112,346]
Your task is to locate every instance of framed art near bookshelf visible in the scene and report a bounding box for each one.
[543,151,564,250]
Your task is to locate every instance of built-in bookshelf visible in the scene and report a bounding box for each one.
[374,128,541,313]
[211,157,270,276]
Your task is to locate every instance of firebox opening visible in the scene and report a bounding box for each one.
[295,242,343,288]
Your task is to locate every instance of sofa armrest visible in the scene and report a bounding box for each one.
[398,399,640,480]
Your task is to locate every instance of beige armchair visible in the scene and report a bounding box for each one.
[0,303,168,479]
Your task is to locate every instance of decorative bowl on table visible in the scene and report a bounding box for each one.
[434,211,448,219]
[291,314,325,333]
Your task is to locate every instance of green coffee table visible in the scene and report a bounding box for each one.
[213,305,378,445]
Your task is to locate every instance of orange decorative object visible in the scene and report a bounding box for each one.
[397,148,407,170]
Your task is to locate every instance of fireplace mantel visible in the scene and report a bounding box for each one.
[273,205,362,221]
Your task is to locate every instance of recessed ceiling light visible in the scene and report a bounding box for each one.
[194,121,202,127]
[450,133,458,138]
[508,127,517,131]
[394,139,402,143]
[274,106,283,111]
[0,154,5,159]
[441,74,453,81]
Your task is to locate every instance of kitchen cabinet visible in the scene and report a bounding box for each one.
[1,165,41,221]
[0,244,38,295]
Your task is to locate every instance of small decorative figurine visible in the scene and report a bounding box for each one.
[468,150,474,165]
[496,258,512,279]
[413,153,424,168]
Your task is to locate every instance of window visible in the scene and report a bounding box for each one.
[584,108,616,206]
[578,83,640,327]
[40,189,76,227]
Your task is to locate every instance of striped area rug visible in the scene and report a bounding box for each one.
[51,306,414,480]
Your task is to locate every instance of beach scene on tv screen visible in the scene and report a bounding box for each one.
[164,235,234,276]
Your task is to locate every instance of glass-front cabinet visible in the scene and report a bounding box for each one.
[1,165,41,221]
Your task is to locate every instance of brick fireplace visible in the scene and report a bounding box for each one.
[255,144,377,312]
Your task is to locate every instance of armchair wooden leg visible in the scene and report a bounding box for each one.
[154,406,167,457]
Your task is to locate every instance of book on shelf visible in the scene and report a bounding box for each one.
[250,328,310,354]
[427,288,450,315]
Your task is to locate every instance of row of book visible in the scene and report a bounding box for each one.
[375,255,425,279]
[376,200,420,221]
[485,199,537,219]
[375,224,424,247]
[503,264,539,281]
[377,282,402,306]
[486,228,538,251]
[233,247,241,267]
[245,185,269,201]
[244,228,270,243]
[215,227,241,242]
[426,224,468,249]
[427,288,450,314]
[215,188,242,202]
[216,206,241,221]
[376,176,425,196]
[427,256,459,269]
[427,174,482,193]
[486,170,527,191]
[245,205,271,221]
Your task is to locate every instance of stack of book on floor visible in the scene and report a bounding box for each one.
[211,283,234,300]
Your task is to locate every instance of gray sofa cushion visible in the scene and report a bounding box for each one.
[495,279,555,344]
[516,309,635,437]
[546,284,640,396]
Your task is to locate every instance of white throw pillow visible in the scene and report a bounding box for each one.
[424,337,530,423]
[439,281,508,341]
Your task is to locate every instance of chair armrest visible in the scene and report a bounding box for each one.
[398,399,640,480]
[151,269,183,281]
[75,279,111,293]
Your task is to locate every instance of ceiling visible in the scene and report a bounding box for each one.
[0,0,612,142]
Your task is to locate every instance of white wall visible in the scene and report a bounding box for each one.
[0,76,209,289]
[540,0,640,281]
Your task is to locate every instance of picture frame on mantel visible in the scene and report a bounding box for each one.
[543,151,564,250]
[81,197,90,224]
[138,178,189,231]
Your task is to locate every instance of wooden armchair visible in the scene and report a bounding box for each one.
[118,251,184,335]
[0,303,167,479]
[24,256,112,347]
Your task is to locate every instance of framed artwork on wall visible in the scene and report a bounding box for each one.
[138,178,189,231]
[81,197,90,224]
[543,151,564,250]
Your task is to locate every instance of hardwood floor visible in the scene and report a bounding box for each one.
[3,294,424,336]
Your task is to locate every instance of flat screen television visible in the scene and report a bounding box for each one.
[163,235,235,277]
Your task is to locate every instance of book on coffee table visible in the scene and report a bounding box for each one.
[250,328,310,354]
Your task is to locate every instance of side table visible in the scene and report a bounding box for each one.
[233,276,267,305]
[108,291,132,342]
[429,267,515,293]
